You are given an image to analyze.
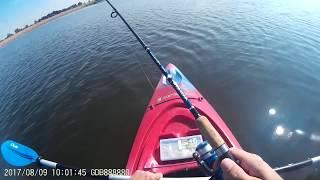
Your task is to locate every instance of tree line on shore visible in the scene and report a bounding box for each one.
[4,0,99,40]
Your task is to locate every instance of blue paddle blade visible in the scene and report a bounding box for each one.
[1,140,39,166]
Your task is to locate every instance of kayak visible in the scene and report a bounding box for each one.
[126,63,241,176]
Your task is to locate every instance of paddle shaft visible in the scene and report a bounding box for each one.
[40,159,202,180]
[274,156,320,173]
[35,158,320,178]
[105,0,231,159]
[42,158,212,180]
[38,158,106,179]
[56,155,319,179]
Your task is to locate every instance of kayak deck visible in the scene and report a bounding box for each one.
[126,63,241,176]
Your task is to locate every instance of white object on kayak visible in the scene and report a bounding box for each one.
[160,135,203,161]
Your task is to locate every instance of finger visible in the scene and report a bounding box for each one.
[229,147,258,163]
[221,158,252,180]
[152,173,163,180]
[145,171,162,180]
[229,148,281,179]
[130,170,144,180]
[229,148,270,171]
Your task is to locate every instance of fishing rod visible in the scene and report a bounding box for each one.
[104,0,233,166]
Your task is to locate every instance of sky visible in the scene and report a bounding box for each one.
[0,0,87,40]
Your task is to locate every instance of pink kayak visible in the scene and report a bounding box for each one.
[126,63,241,176]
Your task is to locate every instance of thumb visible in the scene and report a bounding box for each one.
[221,158,253,180]
[154,173,163,179]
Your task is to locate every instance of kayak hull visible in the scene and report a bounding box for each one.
[126,64,241,175]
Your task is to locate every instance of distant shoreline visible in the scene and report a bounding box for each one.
[0,6,84,48]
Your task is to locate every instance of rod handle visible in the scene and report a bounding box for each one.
[196,116,225,149]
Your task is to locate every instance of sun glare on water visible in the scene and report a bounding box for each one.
[268,108,276,116]
[275,125,285,136]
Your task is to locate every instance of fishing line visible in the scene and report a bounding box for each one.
[109,2,154,90]
[133,54,155,90]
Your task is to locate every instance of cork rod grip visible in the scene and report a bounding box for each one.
[196,116,225,149]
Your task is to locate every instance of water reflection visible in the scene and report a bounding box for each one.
[273,125,291,139]
[269,108,277,116]
[295,129,305,135]
[273,124,320,143]
[275,125,285,136]
[310,133,320,142]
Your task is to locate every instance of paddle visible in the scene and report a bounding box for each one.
[105,0,233,163]
[0,140,107,179]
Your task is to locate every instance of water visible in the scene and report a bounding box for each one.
[0,0,320,179]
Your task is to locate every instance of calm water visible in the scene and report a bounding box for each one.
[1,0,320,179]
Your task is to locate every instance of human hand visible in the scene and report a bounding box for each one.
[220,148,283,180]
[130,170,163,180]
